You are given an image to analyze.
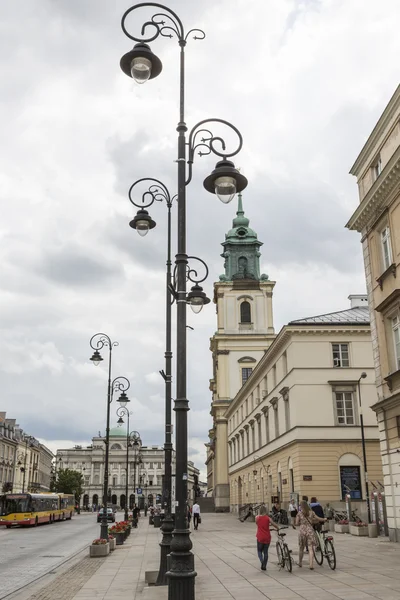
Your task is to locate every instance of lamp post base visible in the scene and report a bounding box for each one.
[166,529,196,600]
[155,513,174,586]
[100,518,109,541]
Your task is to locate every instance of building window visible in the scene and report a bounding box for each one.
[372,156,382,181]
[242,368,253,385]
[381,226,393,271]
[112,476,117,487]
[257,419,262,448]
[396,415,400,438]
[332,343,349,368]
[335,391,355,425]
[240,301,251,323]
[392,315,400,371]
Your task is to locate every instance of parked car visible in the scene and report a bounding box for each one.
[97,508,115,523]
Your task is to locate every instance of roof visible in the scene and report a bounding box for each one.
[289,306,370,326]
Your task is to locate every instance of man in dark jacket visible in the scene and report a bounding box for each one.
[310,497,324,532]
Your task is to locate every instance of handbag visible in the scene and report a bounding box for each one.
[198,515,201,524]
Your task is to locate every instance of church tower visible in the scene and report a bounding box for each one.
[208,194,276,511]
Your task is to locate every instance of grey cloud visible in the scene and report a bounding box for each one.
[37,244,125,287]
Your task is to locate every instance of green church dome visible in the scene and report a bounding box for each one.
[109,427,126,437]
[220,194,264,282]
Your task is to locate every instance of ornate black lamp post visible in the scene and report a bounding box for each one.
[17,435,34,494]
[120,5,248,598]
[89,332,131,539]
[128,177,175,584]
[116,399,132,521]
[128,431,142,509]
[357,372,371,523]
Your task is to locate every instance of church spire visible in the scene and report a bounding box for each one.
[219,194,268,282]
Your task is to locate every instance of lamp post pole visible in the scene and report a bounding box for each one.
[116,404,133,521]
[357,372,371,523]
[127,178,175,581]
[89,333,131,539]
[120,6,248,597]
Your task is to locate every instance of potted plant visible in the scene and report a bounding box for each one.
[334,519,349,534]
[349,522,369,536]
[90,538,110,557]
[110,524,125,545]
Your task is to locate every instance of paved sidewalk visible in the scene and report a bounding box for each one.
[22,513,400,600]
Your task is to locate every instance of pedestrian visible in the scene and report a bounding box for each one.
[256,504,279,571]
[288,500,297,529]
[271,502,282,523]
[295,500,327,570]
[192,501,200,530]
[132,504,139,528]
[144,503,148,517]
[240,505,253,522]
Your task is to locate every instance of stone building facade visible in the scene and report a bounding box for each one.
[0,413,53,493]
[208,198,383,517]
[227,296,383,516]
[57,428,199,510]
[347,84,400,541]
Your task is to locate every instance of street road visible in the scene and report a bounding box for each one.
[0,511,104,599]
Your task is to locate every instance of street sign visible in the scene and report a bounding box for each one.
[137,488,142,495]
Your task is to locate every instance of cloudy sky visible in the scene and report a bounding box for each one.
[1,0,399,481]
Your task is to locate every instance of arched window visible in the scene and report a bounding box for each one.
[240,301,251,323]
[111,444,121,450]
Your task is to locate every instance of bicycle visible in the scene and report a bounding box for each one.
[313,527,336,570]
[275,527,293,573]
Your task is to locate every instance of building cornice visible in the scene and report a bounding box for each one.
[350,85,400,176]
[346,146,400,232]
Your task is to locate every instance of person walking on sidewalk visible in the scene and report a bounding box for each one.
[295,500,327,570]
[288,500,297,529]
[256,505,279,571]
[192,501,200,530]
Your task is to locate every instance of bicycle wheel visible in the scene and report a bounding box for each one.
[276,541,284,567]
[314,535,323,566]
[284,545,292,573]
[325,540,336,570]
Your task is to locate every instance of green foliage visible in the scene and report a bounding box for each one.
[2,482,12,493]
[54,468,84,502]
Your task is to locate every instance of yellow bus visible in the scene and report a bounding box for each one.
[0,492,75,528]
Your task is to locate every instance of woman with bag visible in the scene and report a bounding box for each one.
[295,500,327,570]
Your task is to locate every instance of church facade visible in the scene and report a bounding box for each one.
[207,196,383,517]
[207,195,276,511]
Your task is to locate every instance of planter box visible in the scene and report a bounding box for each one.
[109,538,116,551]
[350,525,369,536]
[90,543,110,557]
[328,520,335,532]
[368,523,378,538]
[115,532,125,545]
[334,524,349,534]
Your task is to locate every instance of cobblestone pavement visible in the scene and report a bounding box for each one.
[7,514,400,600]
[27,556,105,600]
[0,512,102,599]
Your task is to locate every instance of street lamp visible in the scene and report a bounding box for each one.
[357,372,371,523]
[17,435,34,494]
[89,332,130,539]
[120,5,248,597]
[128,431,142,510]
[116,401,132,521]
[128,176,175,583]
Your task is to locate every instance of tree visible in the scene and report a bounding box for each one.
[55,469,84,507]
[2,482,12,493]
